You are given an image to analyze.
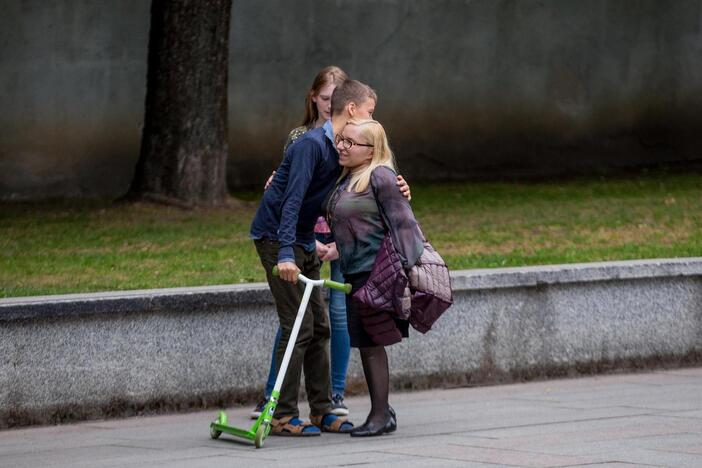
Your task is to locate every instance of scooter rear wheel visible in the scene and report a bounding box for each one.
[254,422,268,448]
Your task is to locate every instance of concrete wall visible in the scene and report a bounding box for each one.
[2,1,702,199]
[0,1,150,199]
[1,258,701,428]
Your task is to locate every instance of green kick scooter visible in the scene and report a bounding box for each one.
[209,266,351,448]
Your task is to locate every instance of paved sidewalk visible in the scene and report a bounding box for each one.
[2,367,701,467]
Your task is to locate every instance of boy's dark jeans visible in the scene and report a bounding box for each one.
[254,239,332,419]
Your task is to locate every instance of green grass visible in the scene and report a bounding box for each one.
[1,171,701,298]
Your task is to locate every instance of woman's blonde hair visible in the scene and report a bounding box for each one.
[340,119,397,193]
[302,66,348,127]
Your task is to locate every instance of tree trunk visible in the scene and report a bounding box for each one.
[127,0,232,207]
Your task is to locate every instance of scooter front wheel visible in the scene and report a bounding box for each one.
[210,424,222,440]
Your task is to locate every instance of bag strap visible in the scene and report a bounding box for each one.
[369,175,390,231]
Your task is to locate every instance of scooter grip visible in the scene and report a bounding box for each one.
[324,280,352,294]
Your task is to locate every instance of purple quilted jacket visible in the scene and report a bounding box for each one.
[353,232,453,345]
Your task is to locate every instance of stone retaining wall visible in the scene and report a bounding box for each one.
[1,258,701,428]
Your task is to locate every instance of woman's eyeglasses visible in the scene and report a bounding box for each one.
[335,134,374,150]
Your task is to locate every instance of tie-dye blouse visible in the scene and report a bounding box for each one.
[326,166,424,275]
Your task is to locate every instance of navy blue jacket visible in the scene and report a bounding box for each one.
[250,122,341,263]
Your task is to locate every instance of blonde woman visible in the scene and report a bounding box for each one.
[325,119,424,436]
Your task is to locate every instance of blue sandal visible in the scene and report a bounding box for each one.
[271,416,321,437]
[311,413,354,433]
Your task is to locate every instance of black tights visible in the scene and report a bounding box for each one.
[359,345,390,425]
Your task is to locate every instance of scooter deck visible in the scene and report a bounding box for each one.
[210,411,256,438]
[210,405,274,447]
[210,422,255,440]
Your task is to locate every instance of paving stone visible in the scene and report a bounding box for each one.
[1,368,701,467]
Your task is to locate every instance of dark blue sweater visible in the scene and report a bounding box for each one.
[250,122,341,263]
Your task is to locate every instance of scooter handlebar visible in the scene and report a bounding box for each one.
[271,266,352,294]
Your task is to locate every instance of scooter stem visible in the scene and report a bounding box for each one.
[271,278,315,394]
